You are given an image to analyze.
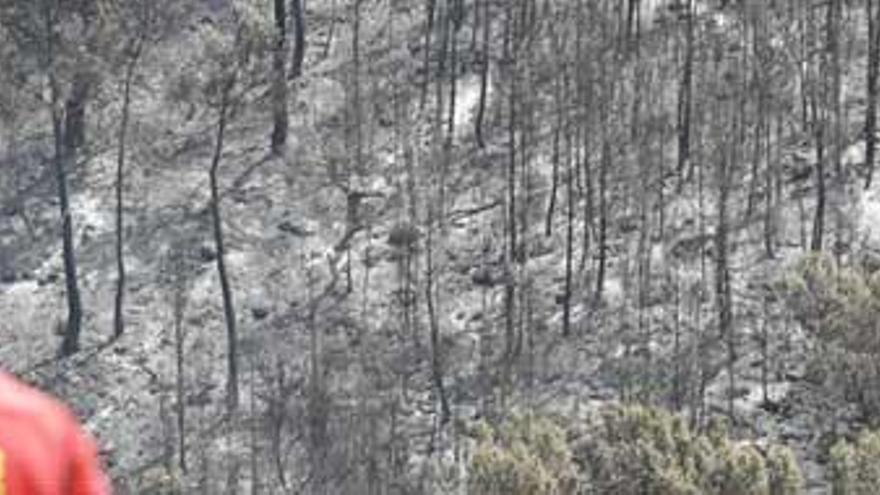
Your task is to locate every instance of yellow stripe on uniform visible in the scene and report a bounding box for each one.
[0,448,6,495]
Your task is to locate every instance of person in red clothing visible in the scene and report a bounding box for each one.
[0,371,110,495]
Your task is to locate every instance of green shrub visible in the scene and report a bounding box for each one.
[782,252,880,421]
[468,406,802,495]
[126,465,184,495]
[717,444,769,495]
[574,405,802,495]
[766,445,803,495]
[469,414,578,495]
[830,430,880,495]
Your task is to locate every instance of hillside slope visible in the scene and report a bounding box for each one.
[1,0,879,493]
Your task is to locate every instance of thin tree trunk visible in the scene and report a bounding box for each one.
[322,0,336,59]
[545,59,562,238]
[563,109,574,337]
[471,0,480,54]
[209,76,239,412]
[305,264,326,494]
[578,3,593,275]
[55,100,83,356]
[546,11,564,239]
[171,247,189,473]
[353,0,363,174]
[811,98,826,252]
[868,0,880,189]
[828,0,842,181]
[673,269,682,410]
[63,72,90,153]
[43,1,83,357]
[420,0,437,110]
[114,39,142,339]
[627,0,637,41]
[425,184,450,425]
[596,140,609,304]
[345,0,364,294]
[717,95,734,422]
[290,0,306,79]
[761,295,769,406]
[764,108,775,258]
[271,0,289,153]
[677,0,693,186]
[717,160,733,420]
[249,356,259,495]
[447,0,461,143]
[475,0,490,148]
[505,66,517,357]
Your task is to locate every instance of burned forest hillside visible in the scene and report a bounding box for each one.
[2,0,880,493]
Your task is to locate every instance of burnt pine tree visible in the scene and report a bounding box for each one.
[420,0,437,109]
[41,0,85,356]
[270,0,288,153]
[677,0,694,186]
[290,0,305,79]
[62,0,102,154]
[113,35,143,339]
[563,85,575,338]
[474,0,490,148]
[209,71,240,412]
[504,0,518,358]
[426,0,451,425]
[545,14,563,238]
[868,0,880,188]
[811,63,826,250]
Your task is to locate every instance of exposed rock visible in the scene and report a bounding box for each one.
[198,244,216,263]
[251,306,270,321]
[278,220,315,237]
[471,267,495,287]
[387,222,420,248]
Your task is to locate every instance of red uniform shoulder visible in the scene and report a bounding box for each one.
[0,372,110,495]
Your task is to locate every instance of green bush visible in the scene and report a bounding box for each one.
[574,405,802,495]
[469,414,578,495]
[125,465,184,495]
[782,252,880,421]
[830,430,880,495]
[766,445,803,495]
[783,252,880,351]
[469,406,802,495]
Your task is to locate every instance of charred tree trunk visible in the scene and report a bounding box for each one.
[290,0,306,79]
[596,139,609,304]
[717,134,733,422]
[353,0,363,173]
[447,0,461,143]
[54,98,83,357]
[677,0,693,185]
[114,39,142,339]
[43,2,83,357]
[545,48,562,238]
[425,204,451,425]
[504,21,518,358]
[63,72,90,153]
[577,4,593,275]
[811,99,826,252]
[475,0,490,148]
[210,76,239,412]
[271,0,289,153]
[420,0,437,110]
[169,245,189,473]
[563,113,574,337]
[322,0,336,59]
[627,0,638,41]
[868,0,880,188]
